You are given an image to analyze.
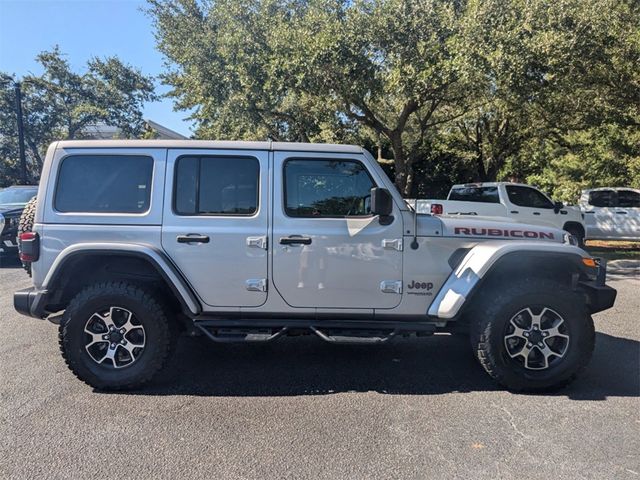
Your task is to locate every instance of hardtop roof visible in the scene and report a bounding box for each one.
[54,139,364,154]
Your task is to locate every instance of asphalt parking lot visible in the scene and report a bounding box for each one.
[0,259,638,479]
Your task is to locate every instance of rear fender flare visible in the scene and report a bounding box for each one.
[43,243,201,315]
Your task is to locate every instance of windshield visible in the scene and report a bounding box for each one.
[0,187,38,206]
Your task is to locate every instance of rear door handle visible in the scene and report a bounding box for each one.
[177,234,210,244]
[279,236,312,246]
[510,210,519,214]
[533,212,541,215]
[615,211,628,214]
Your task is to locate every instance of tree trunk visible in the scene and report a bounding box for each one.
[473,152,487,182]
[389,132,413,197]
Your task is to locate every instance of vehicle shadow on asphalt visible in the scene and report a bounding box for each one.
[115,331,639,399]
[0,257,21,269]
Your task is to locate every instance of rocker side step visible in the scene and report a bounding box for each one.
[193,318,437,344]
[196,326,289,343]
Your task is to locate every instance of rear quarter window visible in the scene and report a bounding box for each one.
[54,155,153,213]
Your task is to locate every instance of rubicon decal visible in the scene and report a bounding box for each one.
[454,227,555,239]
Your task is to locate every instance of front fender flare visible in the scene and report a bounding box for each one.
[427,241,589,319]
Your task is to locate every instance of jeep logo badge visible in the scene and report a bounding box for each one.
[407,280,433,290]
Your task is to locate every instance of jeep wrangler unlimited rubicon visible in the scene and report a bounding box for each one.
[14,140,616,391]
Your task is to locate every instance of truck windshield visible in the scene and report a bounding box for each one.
[448,186,499,203]
[0,187,38,206]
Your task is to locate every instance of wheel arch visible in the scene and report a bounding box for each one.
[562,221,585,238]
[42,244,201,316]
[428,242,593,320]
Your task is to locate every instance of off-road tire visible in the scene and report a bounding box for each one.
[59,282,174,390]
[18,196,37,276]
[470,278,595,392]
[564,224,585,247]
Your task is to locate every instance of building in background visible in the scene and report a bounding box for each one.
[83,119,187,140]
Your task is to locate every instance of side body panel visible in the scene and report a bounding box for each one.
[32,145,167,289]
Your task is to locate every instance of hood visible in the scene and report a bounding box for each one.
[435,215,565,243]
[0,204,25,216]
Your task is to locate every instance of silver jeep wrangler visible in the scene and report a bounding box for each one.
[15,140,616,391]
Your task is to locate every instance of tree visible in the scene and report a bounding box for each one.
[147,0,639,199]
[148,0,479,196]
[0,47,157,185]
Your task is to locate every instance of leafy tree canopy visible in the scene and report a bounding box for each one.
[0,47,156,185]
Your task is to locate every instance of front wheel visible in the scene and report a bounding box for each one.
[470,278,595,392]
[59,282,175,390]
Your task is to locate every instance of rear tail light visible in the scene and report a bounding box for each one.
[430,203,443,215]
[19,231,40,262]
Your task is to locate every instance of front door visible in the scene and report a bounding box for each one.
[162,149,269,307]
[271,152,404,309]
[504,185,557,228]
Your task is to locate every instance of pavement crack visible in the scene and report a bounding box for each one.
[492,403,531,441]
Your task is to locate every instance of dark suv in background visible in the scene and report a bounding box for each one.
[0,185,38,260]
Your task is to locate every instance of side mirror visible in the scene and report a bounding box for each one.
[370,187,393,217]
[553,201,564,213]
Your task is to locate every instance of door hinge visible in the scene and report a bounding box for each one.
[245,278,267,292]
[380,280,402,294]
[381,238,403,251]
[246,236,267,249]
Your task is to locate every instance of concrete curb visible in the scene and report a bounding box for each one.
[606,259,640,278]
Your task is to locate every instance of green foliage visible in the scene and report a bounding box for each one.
[148,0,639,199]
[0,47,156,186]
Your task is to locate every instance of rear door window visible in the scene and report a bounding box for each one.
[448,186,499,203]
[55,155,153,213]
[174,156,260,216]
[616,190,640,208]
[588,190,617,208]
[505,185,554,209]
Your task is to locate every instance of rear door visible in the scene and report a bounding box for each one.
[271,152,404,309]
[584,190,618,239]
[616,189,640,238]
[504,185,557,227]
[162,149,269,307]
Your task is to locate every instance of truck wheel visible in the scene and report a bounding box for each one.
[564,224,585,247]
[470,278,595,392]
[59,282,174,390]
[18,196,37,276]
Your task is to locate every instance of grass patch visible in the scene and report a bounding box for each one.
[584,240,640,261]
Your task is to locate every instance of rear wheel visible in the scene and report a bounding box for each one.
[470,278,595,391]
[59,282,174,390]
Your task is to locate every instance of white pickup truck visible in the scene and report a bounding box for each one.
[419,182,586,245]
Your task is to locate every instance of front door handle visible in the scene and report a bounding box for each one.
[279,236,312,246]
[533,212,541,215]
[177,234,210,244]
[615,211,628,214]
[510,210,519,214]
